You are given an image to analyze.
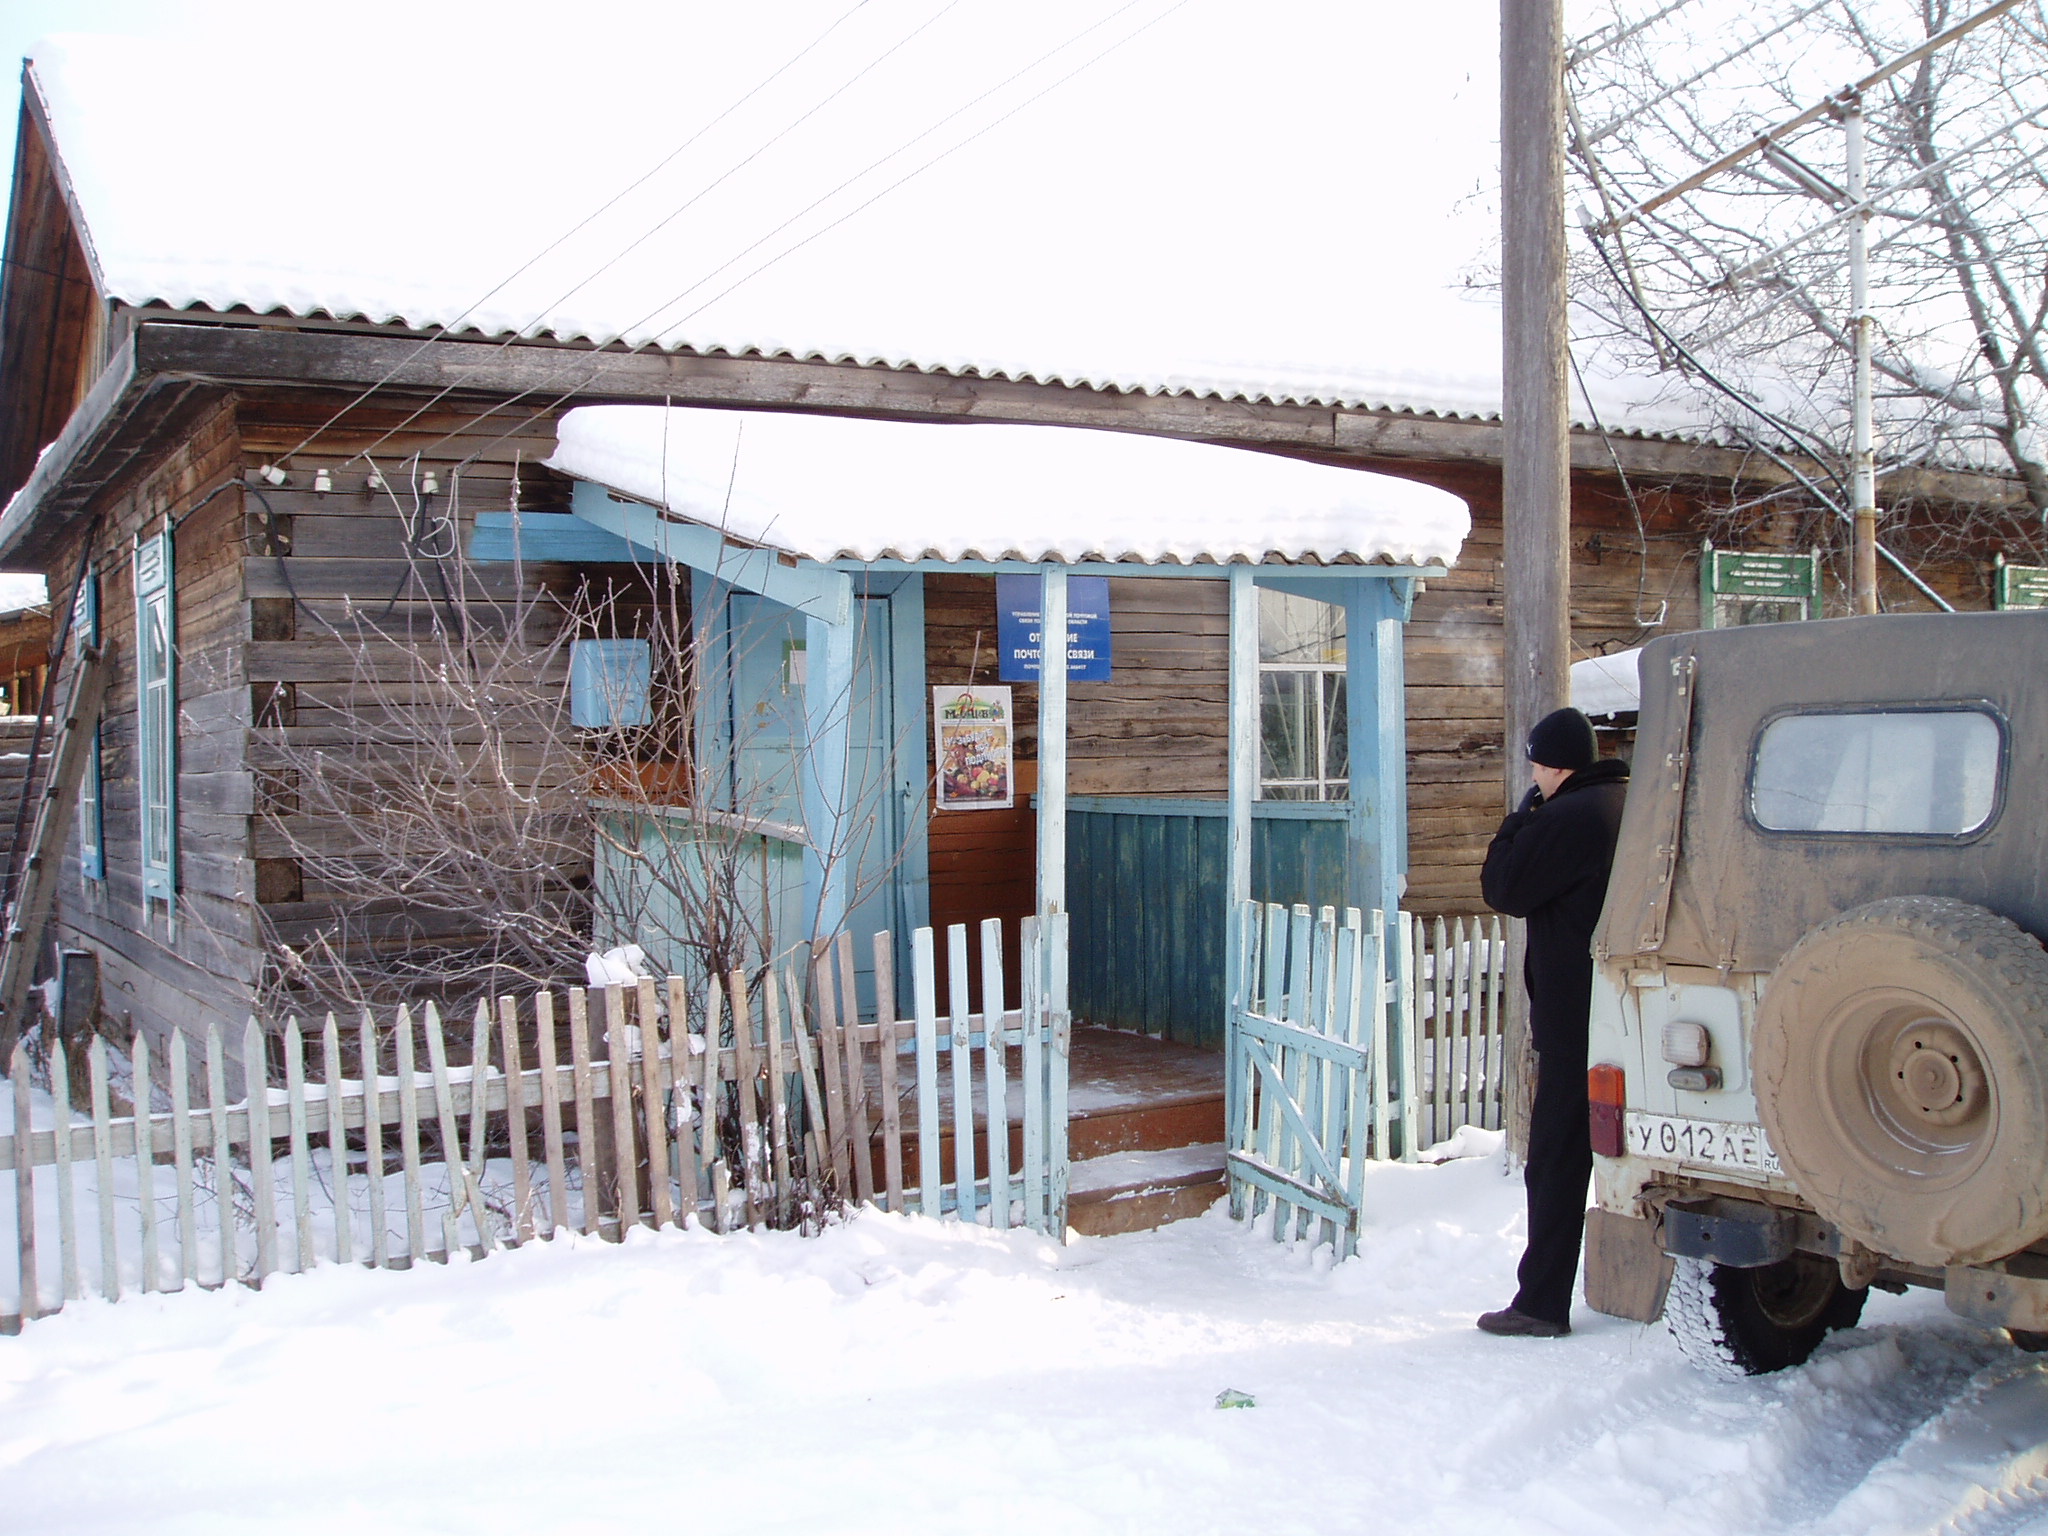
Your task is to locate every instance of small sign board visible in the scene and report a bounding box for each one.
[1993,558,2048,610]
[996,575,1112,682]
[933,686,1015,811]
[1700,544,1820,628]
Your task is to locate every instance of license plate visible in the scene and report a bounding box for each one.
[1623,1112,1783,1177]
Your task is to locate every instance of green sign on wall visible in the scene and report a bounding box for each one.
[1993,555,2048,610]
[1700,542,1821,628]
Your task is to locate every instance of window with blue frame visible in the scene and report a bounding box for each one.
[134,531,176,907]
[1257,588,1348,801]
[74,571,104,881]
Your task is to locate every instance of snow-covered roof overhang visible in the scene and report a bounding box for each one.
[17,11,1729,448]
[545,407,1469,568]
[1571,647,1642,719]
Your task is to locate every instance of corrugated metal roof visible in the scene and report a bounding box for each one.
[20,9,1751,453]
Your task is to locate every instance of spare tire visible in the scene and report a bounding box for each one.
[1754,896,2048,1268]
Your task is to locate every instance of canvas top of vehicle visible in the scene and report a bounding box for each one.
[1583,606,2048,1377]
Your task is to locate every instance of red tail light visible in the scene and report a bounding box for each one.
[1589,1063,1627,1158]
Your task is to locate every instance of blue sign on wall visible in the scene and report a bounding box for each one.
[996,575,1112,682]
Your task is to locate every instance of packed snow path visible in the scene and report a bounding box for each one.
[1,1143,2042,1535]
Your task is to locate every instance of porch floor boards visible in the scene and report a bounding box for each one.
[861,1026,1226,1234]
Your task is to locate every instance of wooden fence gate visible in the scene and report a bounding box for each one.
[1225,902,1512,1256]
[0,915,1069,1332]
[1225,901,1400,1258]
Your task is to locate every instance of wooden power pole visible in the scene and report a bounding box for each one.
[1500,0,1571,1155]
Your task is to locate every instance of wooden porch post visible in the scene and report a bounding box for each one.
[1035,568,1069,920]
[1225,567,1256,915]
[1344,577,1410,925]
[801,613,856,942]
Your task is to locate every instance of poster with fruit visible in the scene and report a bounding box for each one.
[933,686,1014,811]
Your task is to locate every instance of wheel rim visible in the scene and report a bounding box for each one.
[1820,987,1996,1184]
[1749,1254,1840,1330]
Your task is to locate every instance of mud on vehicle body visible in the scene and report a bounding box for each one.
[1584,607,2048,1375]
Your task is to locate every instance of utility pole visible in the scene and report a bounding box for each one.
[1502,0,1572,794]
[1844,94,1880,614]
[1501,0,1570,1157]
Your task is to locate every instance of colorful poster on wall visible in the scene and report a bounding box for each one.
[932,686,1015,811]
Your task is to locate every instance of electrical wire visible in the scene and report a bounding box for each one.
[273,0,880,469]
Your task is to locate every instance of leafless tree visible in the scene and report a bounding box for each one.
[251,547,910,1031]
[1567,0,2048,567]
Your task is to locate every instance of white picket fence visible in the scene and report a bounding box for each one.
[0,916,1068,1331]
[1405,913,1510,1147]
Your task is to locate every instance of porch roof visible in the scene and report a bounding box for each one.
[544,405,1468,568]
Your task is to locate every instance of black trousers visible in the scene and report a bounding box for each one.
[1511,1045,1592,1327]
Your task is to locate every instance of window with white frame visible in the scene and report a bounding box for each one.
[74,571,104,881]
[1258,589,1347,800]
[135,531,177,907]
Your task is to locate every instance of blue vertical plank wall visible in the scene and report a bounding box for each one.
[1067,799,1345,1048]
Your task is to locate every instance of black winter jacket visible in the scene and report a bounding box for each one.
[1480,757,1630,1059]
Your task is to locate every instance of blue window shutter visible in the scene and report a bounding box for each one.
[74,571,104,881]
[134,531,177,906]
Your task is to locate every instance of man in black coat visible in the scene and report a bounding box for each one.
[1476,707,1630,1338]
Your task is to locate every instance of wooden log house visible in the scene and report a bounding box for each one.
[0,39,2032,1067]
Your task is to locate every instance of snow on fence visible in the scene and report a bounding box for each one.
[0,916,1068,1331]
[1404,914,1509,1147]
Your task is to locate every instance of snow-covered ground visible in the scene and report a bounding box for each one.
[2,1138,2044,1536]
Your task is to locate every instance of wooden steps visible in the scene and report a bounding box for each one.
[1068,1141,1227,1237]
[861,1025,1228,1235]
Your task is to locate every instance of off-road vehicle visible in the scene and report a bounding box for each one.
[1583,608,2048,1376]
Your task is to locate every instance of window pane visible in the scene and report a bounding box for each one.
[1258,590,1346,664]
[1751,711,2000,834]
[1261,672,1312,783]
[1323,673,1348,784]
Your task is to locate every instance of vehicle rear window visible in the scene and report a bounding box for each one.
[1750,709,2002,835]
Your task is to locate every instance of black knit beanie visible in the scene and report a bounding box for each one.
[1525,707,1598,771]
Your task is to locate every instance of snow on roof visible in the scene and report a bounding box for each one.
[1571,647,1641,718]
[23,8,1724,442]
[0,574,47,616]
[545,406,1469,567]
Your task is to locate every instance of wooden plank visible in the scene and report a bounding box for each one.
[207,1025,234,1286]
[672,977,703,1226]
[463,1003,499,1252]
[13,1043,37,1318]
[980,918,1009,1230]
[50,1038,77,1301]
[731,971,761,1230]
[912,926,941,1218]
[787,972,829,1210]
[128,1035,160,1293]
[393,1006,427,1264]
[1019,915,1044,1234]
[1398,912,1421,1161]
[322,1015,351,1265]
[760,969,792,1227]
[873,932,904,1213]
[533,990,569,1234]
[946,923,976,1224]
[499,996,533,1243]
[1046,909,1071,1236]
[90,1036,119,1299]
[605,985,643,1233]
[835,934,874,1208]
[811,948,851,1200]
[170,1030,196,1287]
[702,981,726,1233]
[424,1006,464,1262]
[360,1011,389,1267]
[283,1020,312,1273]
[638,979,673,1232]
[567,988,600,1237]
[244,1020,278,1281]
